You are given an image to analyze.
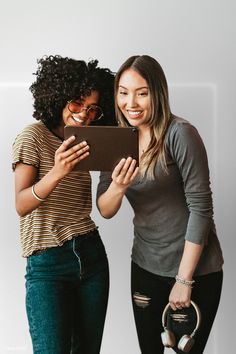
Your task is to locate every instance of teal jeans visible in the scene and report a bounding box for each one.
[25,229,109,354]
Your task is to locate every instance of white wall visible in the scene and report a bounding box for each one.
[0,0,235,353]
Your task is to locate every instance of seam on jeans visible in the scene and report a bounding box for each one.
[72,238,83,279]
[26,281,40,350]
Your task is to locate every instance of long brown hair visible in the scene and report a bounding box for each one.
[115,55,172,179]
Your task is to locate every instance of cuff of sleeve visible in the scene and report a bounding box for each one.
[185,213,212,245]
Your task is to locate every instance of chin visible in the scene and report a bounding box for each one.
[127,119,141,127]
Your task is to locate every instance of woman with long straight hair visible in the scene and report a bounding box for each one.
[97,55,223,353]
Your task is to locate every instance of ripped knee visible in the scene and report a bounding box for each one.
[133,292,151,308]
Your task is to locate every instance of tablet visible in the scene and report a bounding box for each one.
[64,125,139,171]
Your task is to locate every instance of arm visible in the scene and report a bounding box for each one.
[15,136,89,217]
[97,157,139,218]
[169,240,203,310]
[167,121,213,309]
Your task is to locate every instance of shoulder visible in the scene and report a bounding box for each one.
[168,115,197,134]
[14,122,48,145]
[166,115,207,163]
[20,122,47,137]
[166,115,203,147]
[13,122,48,155]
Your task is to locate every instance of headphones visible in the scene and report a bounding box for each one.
[161,301,201,353]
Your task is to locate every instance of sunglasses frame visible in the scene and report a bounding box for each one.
[67,100,104,121]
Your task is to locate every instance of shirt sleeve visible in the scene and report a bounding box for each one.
[96,171,113,201]
[12,124,41,171]
[167,120,214,245]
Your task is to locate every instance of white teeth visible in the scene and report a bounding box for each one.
[128,111,141,115]
[72,115,84,123]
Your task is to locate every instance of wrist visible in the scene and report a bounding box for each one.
[48,167,64,183]
[31,184,47,202]
[110,181,127,195]
[175,275,195,288]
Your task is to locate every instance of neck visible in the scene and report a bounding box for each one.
[139,127,151,154]
[138,124,150,138]
[51,125,64,140]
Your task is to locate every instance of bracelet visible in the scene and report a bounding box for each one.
[31,184,47,202]
[175,275,195,288]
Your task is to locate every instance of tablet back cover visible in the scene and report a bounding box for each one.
[64,125,139,171]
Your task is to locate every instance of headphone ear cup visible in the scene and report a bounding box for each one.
[161,329,176,348]
[178,335,195,353]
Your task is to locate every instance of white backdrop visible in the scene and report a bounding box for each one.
[0,1,235,353]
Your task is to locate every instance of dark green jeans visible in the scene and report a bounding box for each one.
[25,229,109,354]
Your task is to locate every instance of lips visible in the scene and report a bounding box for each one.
[127,110,143,119]
[72,115,83,123]
[72,115,86,125]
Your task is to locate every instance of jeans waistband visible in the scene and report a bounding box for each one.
[32,228,99,256]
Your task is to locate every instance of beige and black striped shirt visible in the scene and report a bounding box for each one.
[12,122,97,257]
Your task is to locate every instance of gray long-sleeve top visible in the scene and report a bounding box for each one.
[97,116,224,277]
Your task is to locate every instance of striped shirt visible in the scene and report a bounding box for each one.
[12,122,97,257]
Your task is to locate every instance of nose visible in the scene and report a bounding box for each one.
[71,108,90,126]
[77,108,89,118]
[126,94,138,108]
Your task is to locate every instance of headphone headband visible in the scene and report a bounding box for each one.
[162,300,201,338]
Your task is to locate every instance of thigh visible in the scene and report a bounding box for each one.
[72,262,109,354]
[72,231,109,354]
[182,270,223,354]
[26,255,75,354]
[131,261,171,354]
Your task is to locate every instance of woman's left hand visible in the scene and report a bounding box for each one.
[169,282,192,310]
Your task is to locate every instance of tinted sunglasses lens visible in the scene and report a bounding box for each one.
[68,101,82,113]
[68,102,103,120]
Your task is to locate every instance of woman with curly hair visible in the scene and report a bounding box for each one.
[12,55,116,354]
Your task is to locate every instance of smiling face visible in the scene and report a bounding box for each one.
[62,90,100,128]
[53,90,100,139]
[116,69,151,128]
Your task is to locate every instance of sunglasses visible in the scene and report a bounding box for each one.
[67,100,104,121]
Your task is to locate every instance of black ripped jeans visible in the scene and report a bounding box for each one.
[131,261,223,354]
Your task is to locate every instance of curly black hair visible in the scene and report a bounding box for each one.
[30,55,116,129]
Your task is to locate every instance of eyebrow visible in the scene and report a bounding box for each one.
[118,85,149,90]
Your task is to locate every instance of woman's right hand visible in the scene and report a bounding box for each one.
[97,157,138,219]
[15,136,89,217]
[111,157,139,190]
[53,136,89,179]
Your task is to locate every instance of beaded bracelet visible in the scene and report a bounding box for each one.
[175,275,195,288]
[31,184,47,202]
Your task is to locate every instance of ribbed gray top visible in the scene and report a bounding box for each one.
[97,116,223,277]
